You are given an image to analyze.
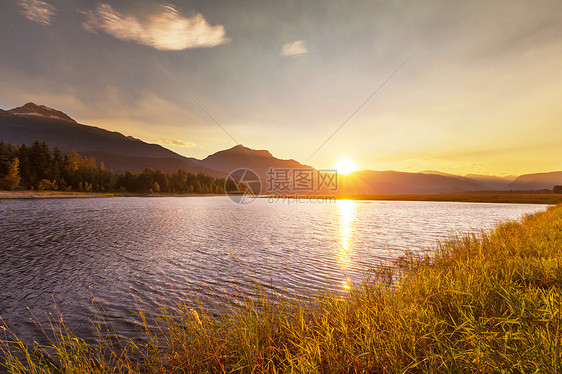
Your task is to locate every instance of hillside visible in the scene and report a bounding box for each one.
[342,170,486,194]
[0,103,217,175]
[464,174,516,190]
[203,144,311,174]
[508,171,562,190]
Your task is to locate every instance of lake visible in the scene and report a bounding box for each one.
[0,197,548,344]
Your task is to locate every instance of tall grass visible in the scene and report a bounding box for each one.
[2,205,562,373]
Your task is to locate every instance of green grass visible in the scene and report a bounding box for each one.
[2,205,562,372]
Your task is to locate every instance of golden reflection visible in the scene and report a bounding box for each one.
[337,200,357,290]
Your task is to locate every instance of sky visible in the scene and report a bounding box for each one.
[1,0,561,176]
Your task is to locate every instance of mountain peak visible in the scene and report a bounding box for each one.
[7,102,76,123]
[223,144,273,158]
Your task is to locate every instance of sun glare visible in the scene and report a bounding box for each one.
[335,158,357,175]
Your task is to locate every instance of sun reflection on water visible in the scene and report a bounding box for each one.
[337,200,357,290]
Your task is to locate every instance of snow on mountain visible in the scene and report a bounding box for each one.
[7,102,77,123]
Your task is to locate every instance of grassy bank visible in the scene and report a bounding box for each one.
[3,190,560,204]
[337,193,562,204]
[2,205,562,372]
[0,191,223,199]
[0,191,124,199]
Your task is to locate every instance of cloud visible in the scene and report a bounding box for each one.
[280,40,308,56]
[83,4,229,50]
[18,0,56,26]
[156,138,197,147]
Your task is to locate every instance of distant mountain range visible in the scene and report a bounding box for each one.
[507,171,562,191]
[1,103,561,194]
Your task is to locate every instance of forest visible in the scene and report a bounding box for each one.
[0,140,235,194]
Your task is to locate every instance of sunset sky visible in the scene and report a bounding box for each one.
[1,0,561,176]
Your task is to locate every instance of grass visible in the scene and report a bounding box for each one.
[0,190,134,198]
[0,190,224,199]
[338,193,562,204]
[2,205,562,372]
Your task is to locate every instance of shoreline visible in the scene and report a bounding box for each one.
[1,190,560,204]
[335,193,562,204]
[0,191,223,199]
[0,191,112,199]
[263,193,562,204]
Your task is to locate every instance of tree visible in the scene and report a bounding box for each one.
[18,145,31,188]
[2,158,21,190]
[64,151,80,173]
[37,179,53,191]
[51,146,63,182]
[554,185,562,194]
[63,151,81,189]
[0,140,226,195]
[193,179,201,193]
[29,141,51,187]
[0,141,8,176]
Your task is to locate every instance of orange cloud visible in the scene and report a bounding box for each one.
[156,138,197,147]
[83,4,229,50]
[18,0,56,26]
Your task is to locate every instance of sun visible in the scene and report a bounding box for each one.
[335,158,357,175]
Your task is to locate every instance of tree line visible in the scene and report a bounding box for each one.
[0,141,236,194]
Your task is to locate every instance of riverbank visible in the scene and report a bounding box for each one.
[0,191,222,199]
[2,190,560,204]
[1,205,561,372]
[0,191,116,199]
[337,193,562,204]
[265,193,562,204]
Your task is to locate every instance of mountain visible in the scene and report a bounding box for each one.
[0,103,312,184]
[420,171,517,190]
[420,170,464,178]
[200,144,315,193]
[202,144,310,175]
[341,170,486,195]
[0,103,218,175]
[2,102,560,195]
[7,102,77,123]
[464,174,516,190]
[200,147,489,195]
[508,171,562,190]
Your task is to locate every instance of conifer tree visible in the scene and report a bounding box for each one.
[3,158,21,190]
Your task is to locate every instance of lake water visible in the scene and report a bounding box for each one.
[0,197,548,344]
